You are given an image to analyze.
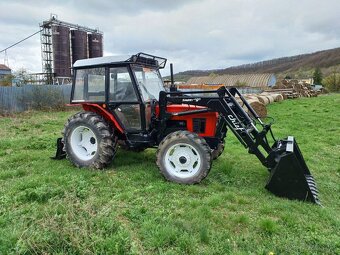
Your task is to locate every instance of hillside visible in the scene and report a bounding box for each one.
[175,47,340,81]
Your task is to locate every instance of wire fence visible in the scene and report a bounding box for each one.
[0,85,72,113]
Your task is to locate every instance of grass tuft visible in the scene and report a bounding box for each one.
[259,218,279,235]
[199,225,210,244]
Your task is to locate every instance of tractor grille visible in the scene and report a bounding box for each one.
[193,118,206,133]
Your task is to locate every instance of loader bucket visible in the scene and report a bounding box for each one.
[265,136,320,204]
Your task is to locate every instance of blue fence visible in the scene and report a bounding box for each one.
[0,85,72,113]
[0,85,263,114]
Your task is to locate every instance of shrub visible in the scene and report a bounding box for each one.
[21,86,66,111]
[323,73,340,92]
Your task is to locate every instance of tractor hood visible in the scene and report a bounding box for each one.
[155,104,218,137]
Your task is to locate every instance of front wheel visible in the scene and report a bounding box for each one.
[156,131,212,184]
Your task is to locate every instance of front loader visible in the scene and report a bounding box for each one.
[53,52,319,204]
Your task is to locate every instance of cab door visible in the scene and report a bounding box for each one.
[132,66,165,130]
[108,66,143,131]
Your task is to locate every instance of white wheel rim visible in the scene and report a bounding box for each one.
[70,126,98,161]
[164,143,201,178]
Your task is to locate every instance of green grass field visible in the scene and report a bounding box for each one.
[0,94,339,254]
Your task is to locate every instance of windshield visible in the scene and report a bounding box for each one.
[132,66,164,101]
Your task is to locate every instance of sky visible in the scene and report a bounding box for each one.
[0,0,340,76]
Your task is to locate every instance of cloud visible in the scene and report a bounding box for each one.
[0,0,340,75]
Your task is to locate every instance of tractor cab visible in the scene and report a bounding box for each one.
[71,53,166,135]
[69,52,220,152]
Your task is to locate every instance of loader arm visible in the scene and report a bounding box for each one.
[159,87,320,204]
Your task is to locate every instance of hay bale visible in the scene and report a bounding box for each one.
[245,95,259,101]
[247,99,267,118]
[235,98,243,105]
[265,95,275,104]
[256,95,270,105]
[272,94,284,102]
[234,97,266,118]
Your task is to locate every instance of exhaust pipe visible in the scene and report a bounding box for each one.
[265,136,320,204]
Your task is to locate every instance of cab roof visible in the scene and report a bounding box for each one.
[73,55,131,68]
[73,52,167,69]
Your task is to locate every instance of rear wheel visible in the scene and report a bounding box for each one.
[62,111,117,169]
[156,131,212,184]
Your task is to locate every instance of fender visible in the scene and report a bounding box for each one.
[81,103,124,134]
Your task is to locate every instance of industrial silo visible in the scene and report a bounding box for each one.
[71,30,88,64]
[88,33,103,58]
[52,25,71,77]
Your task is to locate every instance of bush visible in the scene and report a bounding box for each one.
[323,73,340,92]
[0,74,14,86]
[22,86,66,111]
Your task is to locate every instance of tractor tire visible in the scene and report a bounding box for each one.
[212,140,225,160]
[156,131,212,184]
[62,111,117,169]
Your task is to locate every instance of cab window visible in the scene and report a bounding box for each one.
[73,67,105,102]
[133,66,164,101]
[109,67,138,102]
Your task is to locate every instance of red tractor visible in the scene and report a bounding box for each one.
[54,53,319,204]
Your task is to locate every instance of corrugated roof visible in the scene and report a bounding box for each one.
[185,76,212,84]
[0,64,11,70]
[186,73,275,87]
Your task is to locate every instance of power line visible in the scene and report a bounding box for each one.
[0,29,42,53]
